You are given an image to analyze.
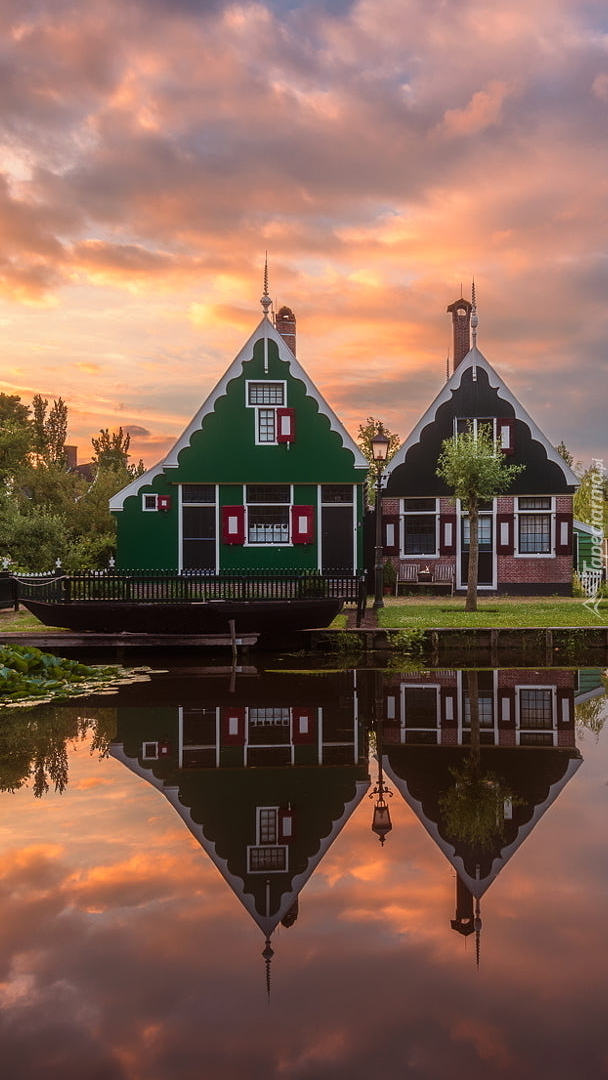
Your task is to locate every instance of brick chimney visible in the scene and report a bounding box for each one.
[275,306,296,355]
[447,297,472,371]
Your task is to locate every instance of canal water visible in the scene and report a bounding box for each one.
[0,659,606,1080]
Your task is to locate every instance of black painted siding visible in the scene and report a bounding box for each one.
[385,367,574,497]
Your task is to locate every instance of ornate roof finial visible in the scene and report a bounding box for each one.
[474,898,482,971]
[471,279,478,346]
[260,252,272,317]
[262,936,274,1002]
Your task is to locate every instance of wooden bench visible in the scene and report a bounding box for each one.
[396,564,419,595]
[432,563,454,594]
[395,562,455,595]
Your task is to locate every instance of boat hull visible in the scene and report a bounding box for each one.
[20,597,344,634]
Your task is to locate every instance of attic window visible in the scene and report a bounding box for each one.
[248,382,285,405]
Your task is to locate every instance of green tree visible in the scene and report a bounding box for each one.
[32,395,68,466]
[0,393,33,485]
[91,427,144,477]
[555,440,575,468]
[574,461,608,536]
[439,671,520,850]
[357,417,401,507]
[0,503,70,571]
[437,427,524,612]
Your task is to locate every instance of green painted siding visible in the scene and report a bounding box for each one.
[575,526,595,573]
[114,328,367,572]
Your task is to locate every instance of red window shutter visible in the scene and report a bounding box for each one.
[292,707,316,743]
[498,687,516,728]
[555,512,572,555]
[291,505,314,544]
[157,494,171,511]
[383,513,399,555]
[158,740,171,757]
[439,514,457,556]
[440,687,457,727]
[496,513,515,555]
[497,418,515,454]
[279,807,295,843]
[557,688,574,729]
[222,505,245,544]
[221,707,246,744]
[277,407,296,443]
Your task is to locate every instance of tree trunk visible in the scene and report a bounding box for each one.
[467,669,480,770]
[466,499,479,612]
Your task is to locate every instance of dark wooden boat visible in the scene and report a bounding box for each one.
[20,596,344,634]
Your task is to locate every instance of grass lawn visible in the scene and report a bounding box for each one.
[0,609,64,633]
[374,596,608,629]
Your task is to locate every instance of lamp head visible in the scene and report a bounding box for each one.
[371,431,390,463]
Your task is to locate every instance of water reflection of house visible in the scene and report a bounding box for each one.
[380,668,588,955]
[110,670,370,958]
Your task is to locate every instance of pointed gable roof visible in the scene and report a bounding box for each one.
[385,344,579,492]
[384,746,581,900]
[111,315,367,511]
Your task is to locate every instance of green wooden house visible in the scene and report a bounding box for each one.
[110,300,368,574]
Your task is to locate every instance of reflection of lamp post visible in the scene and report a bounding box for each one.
[371,430,390,609]
[370,669,393,844]
[370,770,393,844]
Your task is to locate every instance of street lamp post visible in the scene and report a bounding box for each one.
[371,430,390,609]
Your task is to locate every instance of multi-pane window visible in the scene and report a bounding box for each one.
[455,418,495,438]
[249,708,290,726]
[321,485,353,503]
[247,382,286,444]
[402,498,437,555]
[258,808,278,843]
[257,408,276,443]
[464,695,494,727]
[249,847,287,871]
[462,512,493,549]
[519,689,553,728]
[182,484,215,503]
[518,497,552,554]
[246,485,290,544]
[248,806,288,873]
[248,382,285,405]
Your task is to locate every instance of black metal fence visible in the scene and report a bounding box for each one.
[0,573,18,611]
[15,570,367,622]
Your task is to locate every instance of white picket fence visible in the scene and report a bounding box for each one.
[579,569,604,597]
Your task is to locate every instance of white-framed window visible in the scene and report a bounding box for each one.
[462,505,494,550]
[455,417,495,439]
[516,497,553,555]
[454,417,514,452]
[246,484,291,544]
[142,494,158,511]
[401,498,438,556]
[246,381,286,445]
[517,686,556,745]
[248,847,287,872]
[249,708,291,727]
[400,684,440,744]
[142,741,158,759]
[247,806,288,873]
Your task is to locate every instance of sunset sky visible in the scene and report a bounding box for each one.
[1,0,607,468]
